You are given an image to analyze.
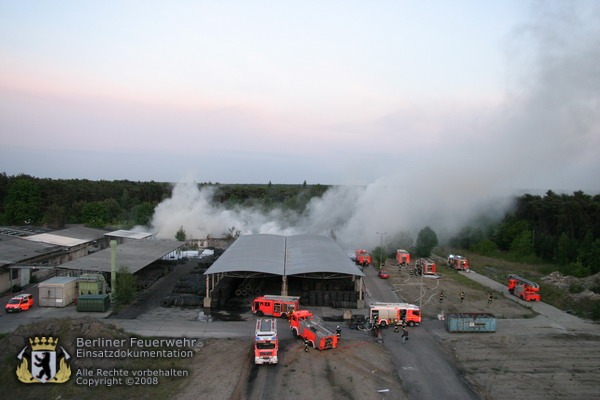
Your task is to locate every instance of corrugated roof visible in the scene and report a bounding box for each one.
[204,234,364,277]
[286,234,364,276]
[58,239,183,274]
[205,234,286,275]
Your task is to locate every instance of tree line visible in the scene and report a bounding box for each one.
[0,173,329,229]
[450,190,600,277]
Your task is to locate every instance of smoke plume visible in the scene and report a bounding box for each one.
[150,2,600,250]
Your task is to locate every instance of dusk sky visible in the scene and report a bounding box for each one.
[1,1,599,192]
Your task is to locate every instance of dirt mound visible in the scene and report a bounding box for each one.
[542,271,600,300]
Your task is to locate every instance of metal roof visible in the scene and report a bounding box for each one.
[204,234,364,277]
[58,239,183,274]
[204,234,286,275]
[286,234,364,276]
[23,226,108,247]
[0,237,62,266]
[106,230,154,240]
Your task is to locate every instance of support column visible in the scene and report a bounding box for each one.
[281,275,288,296]
[356,276,365,308]
[203,274,211,308]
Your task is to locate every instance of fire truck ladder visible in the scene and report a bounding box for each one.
[509,274,539,289]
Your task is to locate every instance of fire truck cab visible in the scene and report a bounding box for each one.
[254,318,278,364]
[289,310,338,350]
[415,258,436,275]
[369,302,421,327]
[447,255,469,271]
[355,249,372,267]
[396,249,411,266]
[252,295,300,318]
[508,274,541,301]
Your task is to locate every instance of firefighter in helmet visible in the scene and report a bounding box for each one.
[336,325,341,339]
[304,339,309,352]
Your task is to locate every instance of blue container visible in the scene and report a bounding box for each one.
[445,313,496,333]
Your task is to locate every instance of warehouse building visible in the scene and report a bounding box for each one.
[203,234,366,308]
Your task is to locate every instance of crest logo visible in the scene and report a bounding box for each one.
[16,337,71,384]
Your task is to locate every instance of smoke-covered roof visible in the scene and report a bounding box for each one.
[204,234,364,277]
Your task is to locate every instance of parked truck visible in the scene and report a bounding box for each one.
[447,254,469,271]
[289,310,338,350]
[355,249,372,267]
[508,274,541,301]
[396,249,411,266]
[415,258,436,275]
[254,318,278,364]
[369,302,421,327]
[252,295,300,318]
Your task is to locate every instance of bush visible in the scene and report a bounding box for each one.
[568,283,585,294]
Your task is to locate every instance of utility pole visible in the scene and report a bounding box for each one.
[376,232,388,269]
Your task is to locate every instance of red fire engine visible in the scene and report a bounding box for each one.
[396,249,411,266]
[289,310,338,350]
[508,274,541,301]
[252,295,300,318]
[254,318,278,364]
[369,302,421,327]
[447,255,469,271]
[415,258,436,275]
[355,249,372,267]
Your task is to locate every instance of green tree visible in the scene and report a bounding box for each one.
[42,203,66,228]
[4,177,42,224]
[132,202,155,226]
[510,229,534,257]
[372,246,386,269]
[115,266,136,305]
[81,201,108,227]
[416,226,438,257]
[176,226,187,241]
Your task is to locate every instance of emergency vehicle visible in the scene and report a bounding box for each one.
[5,293,34,313]
[355,249,372,267]
[252,295,300,317]
[415,258,436,275]
[508,274,541,301]
[447,255,469,271]
[289,310,338,350]
[254,318,278,364]
[396,249,411,266]
[369,302,421,327]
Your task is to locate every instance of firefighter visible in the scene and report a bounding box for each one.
[393,319,400,333]
[287,310,293,320]
[460,291,465,303]
[401,327,409,343]
[439,291,444,303]
[336,325,341,339]
[304,339,309,352]
[488,292,493,304]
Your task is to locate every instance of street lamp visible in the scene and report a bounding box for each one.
[376,232,388,269]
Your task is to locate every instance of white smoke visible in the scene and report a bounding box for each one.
[150,2,600,249]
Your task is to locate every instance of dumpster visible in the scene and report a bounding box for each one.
[38,277,79,307]
[445,313,496,333]
[77,294,111,312]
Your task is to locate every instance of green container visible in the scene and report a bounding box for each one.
[78,274,106,295]
[77,294,111,312]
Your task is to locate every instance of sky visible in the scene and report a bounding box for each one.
[1,1,600,244]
